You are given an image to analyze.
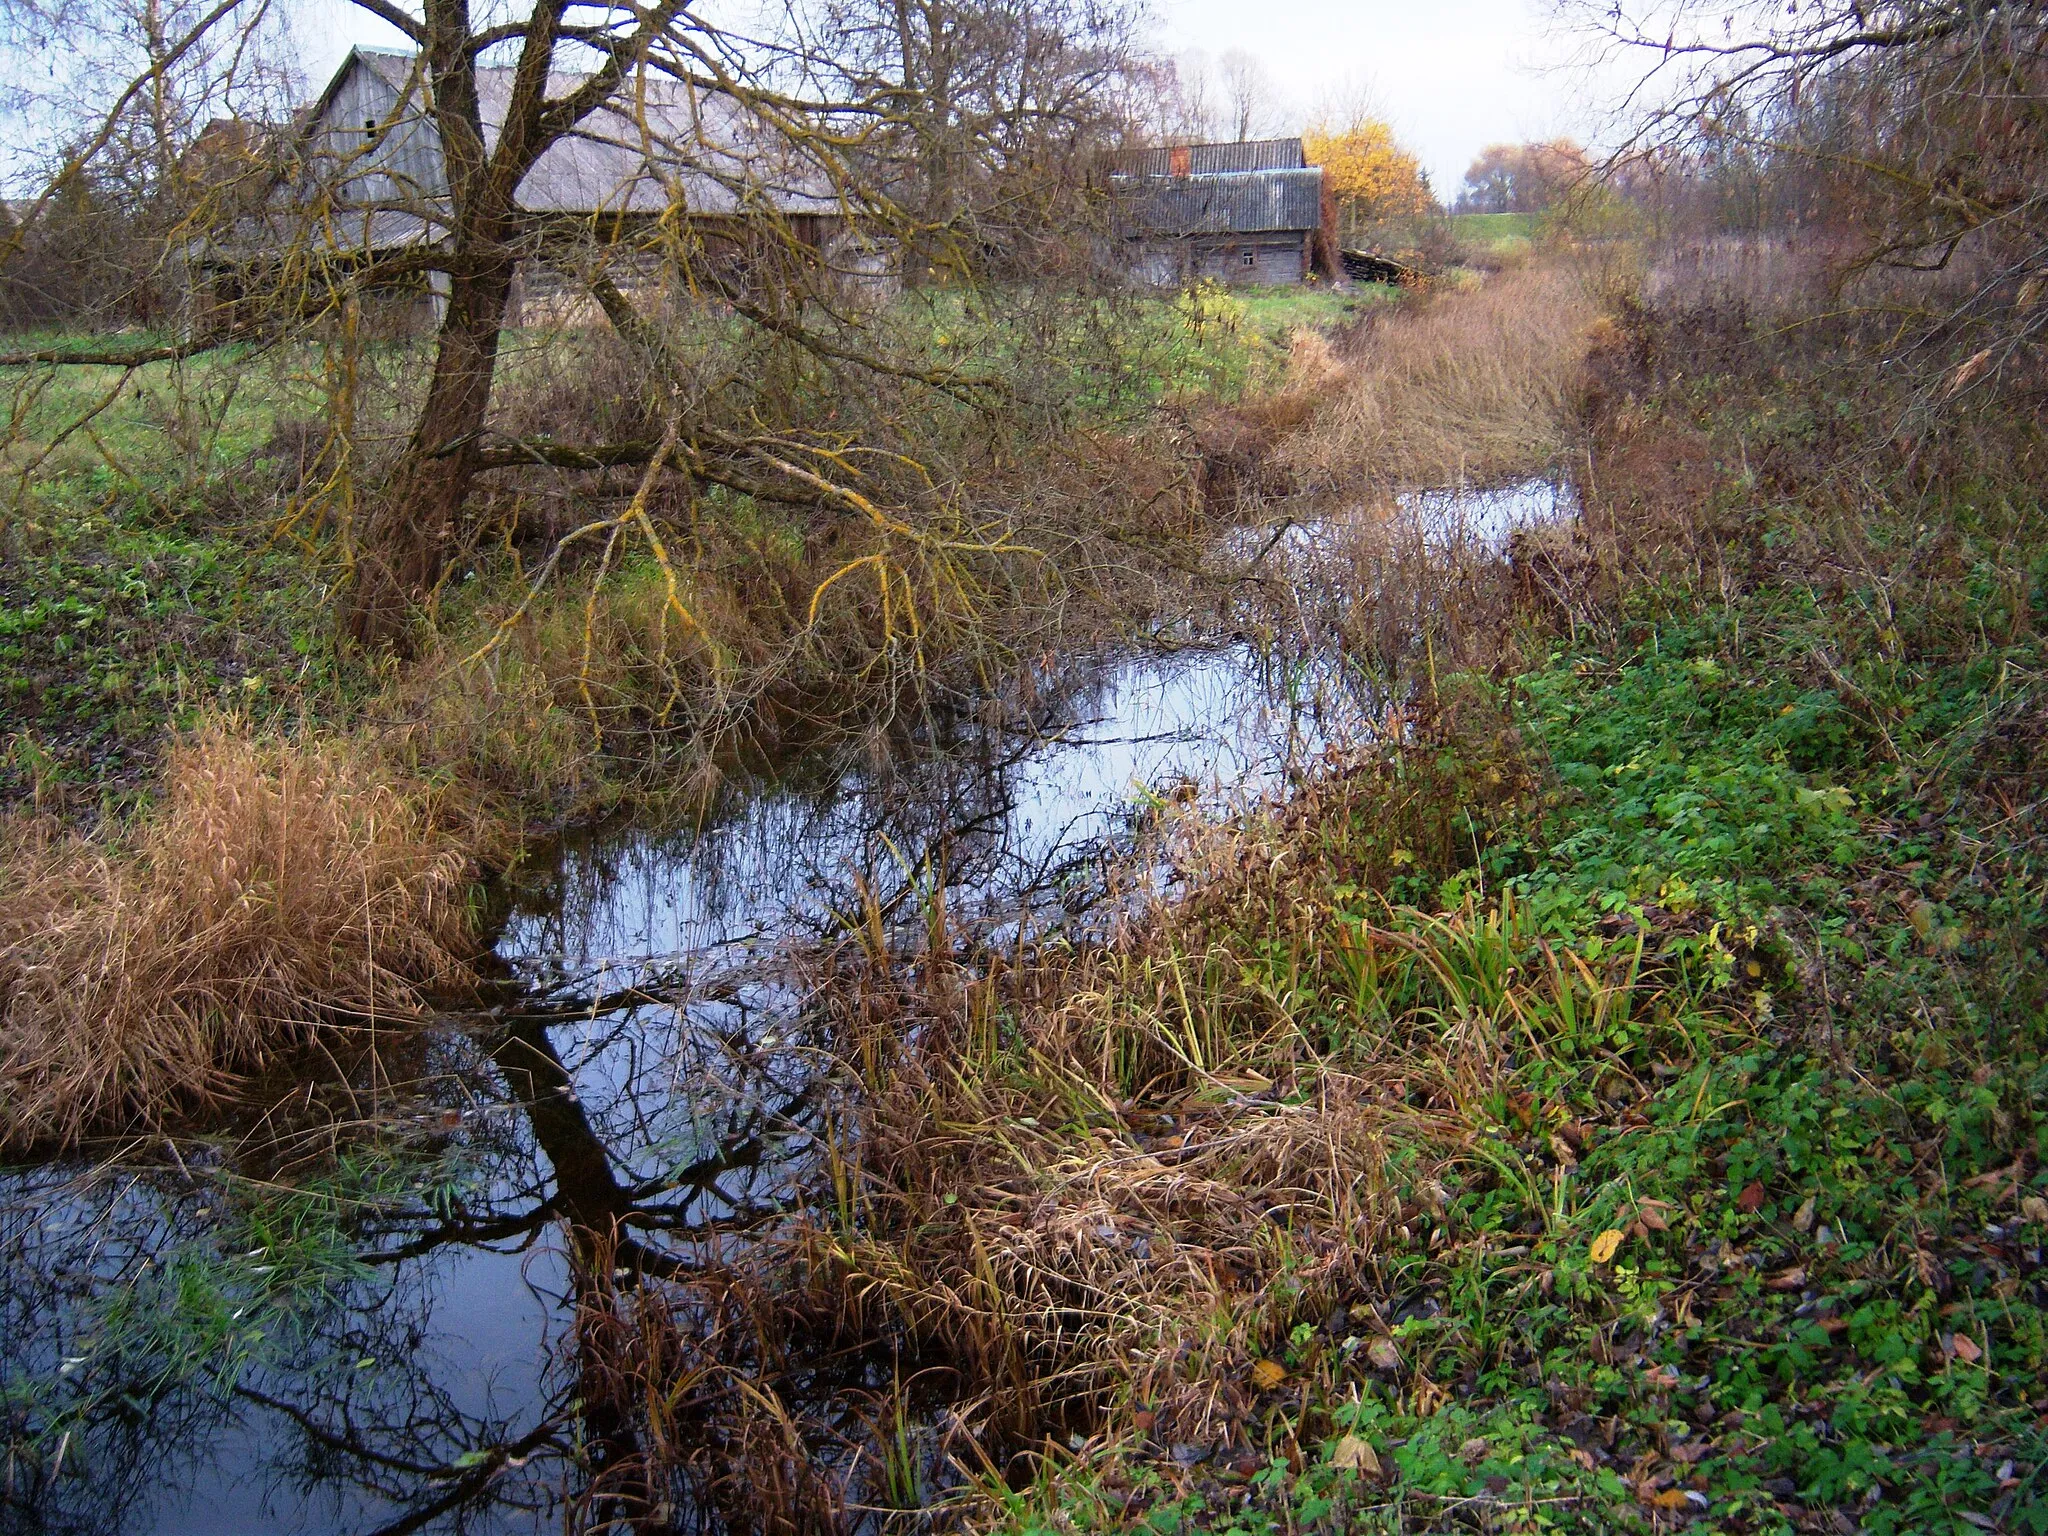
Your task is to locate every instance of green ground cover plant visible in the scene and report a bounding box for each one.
[1447,213,1542,260]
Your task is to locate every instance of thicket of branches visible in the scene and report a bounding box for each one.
[1576,0,2047,397]
[0,0,1159,657]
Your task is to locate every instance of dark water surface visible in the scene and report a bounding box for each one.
[0,482,1569,1534]
[0,649,1369,1535]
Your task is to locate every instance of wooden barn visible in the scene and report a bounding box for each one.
[1111,138,1332,288]
[195,47,859,331]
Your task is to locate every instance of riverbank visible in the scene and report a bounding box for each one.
[0,265,1595,1530]
[0,283,1399,1150]
[814,274,2048,1531]
[10,250,2034,1534]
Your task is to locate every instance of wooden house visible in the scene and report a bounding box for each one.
[195,47,861,331]
[1111,138,1332,287]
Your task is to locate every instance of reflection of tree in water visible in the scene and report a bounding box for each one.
[0,990,844,1534]
[2,636,1371,1534]
[512,637,1364,981]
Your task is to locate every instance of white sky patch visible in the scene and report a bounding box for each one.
[1152,0,1616,195]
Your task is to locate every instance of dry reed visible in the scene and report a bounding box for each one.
[1284,265,1600,495]
[789,717,1625,1474]
[0,723,493,1148]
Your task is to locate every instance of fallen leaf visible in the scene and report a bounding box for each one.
[1637,1199,1672,1232]
[1366,1337,1401,1371]
[1459,1437,1490,1464]
[1965,1159,2023,1191]
[1736,1181,1766,1213]
[1250,1358,1288,1391]
[1590,1228,1626,1264]
[1791,1196,1816,1233]
[1409,1374,1447,1415]
[1949,1332,1983,1364]
[1132,1409,1155,1431]
[1221,1449,1261,1479]
[1639,1486,1693,1511]
[2020,1195,2048,1225]
[1670,1440,1710,1465]
[1958,1514,1996,1530]
[1766,1266,1807,1291]
[1329,1435,1381,1475]
[1568,1446,1598,1470]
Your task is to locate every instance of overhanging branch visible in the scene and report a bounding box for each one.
[0,337,244,369]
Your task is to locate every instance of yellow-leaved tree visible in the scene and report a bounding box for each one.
[1303,119,1435,231]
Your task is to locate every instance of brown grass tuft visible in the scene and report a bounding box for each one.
[0,723,493,1148]
[791,718,1576,1459]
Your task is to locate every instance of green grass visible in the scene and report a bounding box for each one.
[1002,616,2046,1533]
[1234,283,1400,343]
[1449,212,1543,258]
[0,480,339,816]
[1449,213,1543,240]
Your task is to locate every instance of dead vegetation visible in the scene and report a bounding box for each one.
[747,701,1589,1477]
[0,723,495,1148]
[1283,265,1602,496]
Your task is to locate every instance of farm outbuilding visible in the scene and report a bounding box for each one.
[1110,138,1332,288]
[192,47,862,332]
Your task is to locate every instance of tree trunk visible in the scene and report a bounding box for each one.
[343,248,515,650]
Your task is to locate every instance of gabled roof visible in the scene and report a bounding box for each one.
[297,48,840,228]
[1117,167,1323,237]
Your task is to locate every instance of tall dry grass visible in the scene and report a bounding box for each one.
[778,720,1625,1466]
[0,724,495,1148]
[1284,265,1601,495]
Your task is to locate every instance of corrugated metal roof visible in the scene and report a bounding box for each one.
[1113,138,1305,177]
[1116,167,1322,236]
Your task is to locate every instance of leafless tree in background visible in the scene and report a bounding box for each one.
[1128,46,1291,144]
[1567,0,2048,399]
[1215,48,1279,141]
[0,0,296,326]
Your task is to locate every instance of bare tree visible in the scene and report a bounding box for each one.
[1567,0,2048,396]
[1129,47,1292,145]
[1215,48,1280,142]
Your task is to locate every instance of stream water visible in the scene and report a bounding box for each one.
[0,480,1571,1535]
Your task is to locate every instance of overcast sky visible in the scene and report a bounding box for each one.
[1153,0,1601,194]
[284,0,1608,199]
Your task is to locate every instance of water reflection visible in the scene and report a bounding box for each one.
[504,639,1368,987]
[0,635,1373,1535]
[0,481,1570,1531]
